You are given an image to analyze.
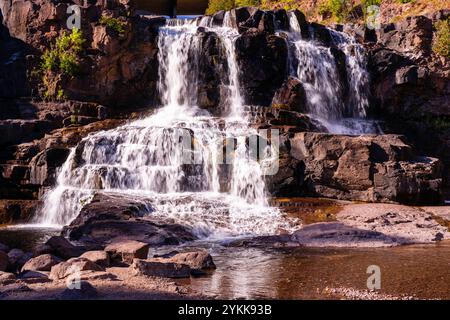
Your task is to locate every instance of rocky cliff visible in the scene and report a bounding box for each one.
[0,2,449,224]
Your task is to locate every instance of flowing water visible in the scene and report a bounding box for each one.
[287,14,381,135]
[35,15,381,236]
[35,20,291,238]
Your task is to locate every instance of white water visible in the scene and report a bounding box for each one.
[36,21,293,238]
[287,14,381,135]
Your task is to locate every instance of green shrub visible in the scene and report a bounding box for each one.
[205,0,235,15]
[319,0,351,23]
[397,0,413,4]
[41,49,58,71]
[236,0,261,7]
[99,15,126,34]
[433,18,450,58]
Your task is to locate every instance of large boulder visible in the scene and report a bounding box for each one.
[29,148,70,186]
[44,236,85,259]
[271,76,307,112]
[152,250,216,274]
[21,254,62,272]
[49,257,104,280]
[285,132,443,204]
[63,192,196,248]
[79,251,110,268]
[7,248,32,272]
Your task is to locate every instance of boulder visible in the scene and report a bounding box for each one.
[130,259,191,278]
[105,240,149,264]
[63,192,196,248]
[50,258,104,280]
[19,270,51,284]
[7,248,32,272]
[271,76,307,112]
[289,10,310,39]
[286,132,443,204]
[21,254,62,272]
[80,251,110,268]
[152,251,216,274]
[44,236,85,260]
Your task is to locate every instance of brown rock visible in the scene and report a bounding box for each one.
[45,236,85,259]
[0,271,16,284]
[50,258,104,280]
[154,251,216,272]
[80,251,110,268]
[130,259,191,278]
[21,254,62,272]
[271,76,307,112]
[105,240,149,264]
[0,251,9,272]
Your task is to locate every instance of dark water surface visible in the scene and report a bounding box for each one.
[0,226,59,251]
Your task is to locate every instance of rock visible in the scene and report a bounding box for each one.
[271,76,307,112]
[0,120,54,148]
[0,271,16,284]
[0,283,32,298]
[274,9,289,31]
[29,148,70,186]
[0,251,9,271]
[236,31,288,106]
[80,251,110,268]
[310,22,333,46]
[60,281,98,300]
[291,222,398,247]
[105,240,149,264]
[7,249,32,272]
[287,132,443,204]
[130,259,191,278]
[50,258,104,280]
[63,192,196,248]
[21,254,62,272]
[19,270,51,283]
[45,236,85,260]
[152,251,216,275]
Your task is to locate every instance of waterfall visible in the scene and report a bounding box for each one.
[36,20,292,238]
[287,14,381,135]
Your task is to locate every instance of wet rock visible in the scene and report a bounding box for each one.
[271,76,307,113]
[80,251,110,268]
[21,254,62,272]
[291,222,398,247]
[60,281,98,300]
[289,10,310,39]
[130,259,191,278]
[29,148,70,186]
[236,31,288,106]
[50,258,104,280]
[44,236,85,260]
[63,192,196,248]
[105,240,149,264]
[310,22,333,46]
[0,200,38,224]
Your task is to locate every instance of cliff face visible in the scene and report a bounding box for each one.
[0,2,449,224]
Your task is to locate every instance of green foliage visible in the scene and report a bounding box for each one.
[99,15,125,34]
[319,0,351,23]
[397,0,413,4]
[433,18,450,58]
[236,0,261,7]
[361,0,381,7]
[206,0,235,15]
[41,28,85,77]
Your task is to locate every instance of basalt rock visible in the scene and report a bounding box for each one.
[236,30,288,106]
[271,76,307,113]
[62,192,197,249]
[285,132,443,205]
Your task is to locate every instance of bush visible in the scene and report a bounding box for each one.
[433,18,450,58]
[99,15,126,34]
[205,0,235,15]
[319,0,352,23]
[397,0,413,3]
[236,0,261,6]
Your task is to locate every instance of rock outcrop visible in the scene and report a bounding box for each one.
[269,133,443,205]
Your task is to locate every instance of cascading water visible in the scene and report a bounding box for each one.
[37,19,293,238]
[286,14,382,135]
